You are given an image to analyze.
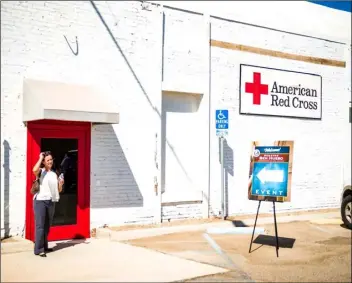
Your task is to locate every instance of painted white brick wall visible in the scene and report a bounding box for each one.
[342,46,352,185]
[151,1,351,44]
[160,7,208,220]
[158,2,350,219]
[1,1,351,236]
[1,0,162,236]
[162,203,202,222]
[209,18,351,216]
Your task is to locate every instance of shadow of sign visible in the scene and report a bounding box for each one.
[218,138,233,218]
[254,234,296,248]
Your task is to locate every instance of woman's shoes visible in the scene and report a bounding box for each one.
[35,248,53,257]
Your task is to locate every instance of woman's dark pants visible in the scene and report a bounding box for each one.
[33,198,55,255]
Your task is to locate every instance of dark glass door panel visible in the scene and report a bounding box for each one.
[41,138,78,226]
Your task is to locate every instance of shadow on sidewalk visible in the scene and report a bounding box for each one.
[229,220,249,227]
[248,234,296,254]
[254,234,296,248]
[340,224,351,230]
[52,235,90,252]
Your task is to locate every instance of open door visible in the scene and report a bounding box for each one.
[26,120,91,241]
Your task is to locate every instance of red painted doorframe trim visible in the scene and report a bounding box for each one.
[25,120,91,241]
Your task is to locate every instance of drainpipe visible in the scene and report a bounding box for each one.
[158,3,165,224]
[205,14,212,219]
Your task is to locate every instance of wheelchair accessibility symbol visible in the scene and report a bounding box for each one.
[217,110,226,120]
[215,110,229,131]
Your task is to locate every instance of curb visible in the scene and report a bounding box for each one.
[96,222,232,241]
[309,218,343,225]
[96,211,341,242]
[1,237,34,254]
[95,227,112,240]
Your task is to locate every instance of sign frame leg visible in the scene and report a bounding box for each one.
[249,200,261,253]
[273,201,279,257]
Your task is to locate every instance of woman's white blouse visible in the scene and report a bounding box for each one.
[34,169,60,202]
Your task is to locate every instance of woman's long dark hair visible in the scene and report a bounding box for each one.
[40,151,57,175]
[41,151,62,177]
[40,151,52,168]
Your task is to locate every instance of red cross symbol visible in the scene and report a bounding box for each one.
[245,72,269,105]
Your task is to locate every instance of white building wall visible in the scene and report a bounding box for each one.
[1,1,351,237]
[160,7,208,220]
[1,1,162,237]
[151,1,351,44]
[157,1,351,218]
[342,45,351,188]
[209,18,351,216]
[156,1,351,217]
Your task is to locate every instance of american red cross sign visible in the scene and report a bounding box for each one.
[239,64,322,119]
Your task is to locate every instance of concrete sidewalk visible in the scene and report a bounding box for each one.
[1,210,342,282]
[97,210,341,241]
[1,239,228,282]
[1,236,34,254]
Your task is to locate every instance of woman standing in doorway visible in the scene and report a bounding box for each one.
[32,151,64,257]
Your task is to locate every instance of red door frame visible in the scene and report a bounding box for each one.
[25,120,91,241]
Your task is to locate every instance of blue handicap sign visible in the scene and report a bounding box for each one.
[215,110,229,130]
[251,146,290,198]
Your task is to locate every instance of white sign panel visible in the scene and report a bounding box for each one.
[240,64,322,119]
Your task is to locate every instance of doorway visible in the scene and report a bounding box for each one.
[41,138,78,227]
[26,120,91,241]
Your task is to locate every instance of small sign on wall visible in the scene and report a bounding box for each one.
[215,109,229,137]
[239,64,322,119]
[248,140,294,202]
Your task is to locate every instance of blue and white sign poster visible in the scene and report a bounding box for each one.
[215,110,229,137]
[248,141,294,202]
